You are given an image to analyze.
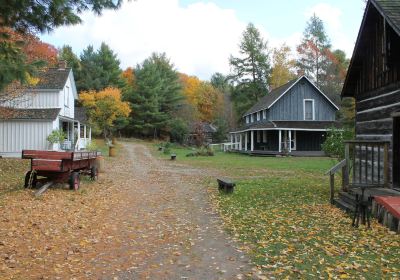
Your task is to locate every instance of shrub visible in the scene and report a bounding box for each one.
[322,127,354,159]
[47,130,66,144]
[85,141,98,151]
[169,118,188,144]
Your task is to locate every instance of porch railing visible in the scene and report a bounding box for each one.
[326,140,390,204]
[345,140,390,188]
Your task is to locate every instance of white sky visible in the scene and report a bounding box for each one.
[41,0,365,80]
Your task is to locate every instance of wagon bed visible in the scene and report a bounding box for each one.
[22,150,101,191]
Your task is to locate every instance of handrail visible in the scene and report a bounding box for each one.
[326,159,348,205]
[325,159,346,175]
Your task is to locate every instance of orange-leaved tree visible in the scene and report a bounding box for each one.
[80,87,131,138]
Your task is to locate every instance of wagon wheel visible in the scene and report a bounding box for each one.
[90,166,98,181]
[69,172,80,190]
[24,171,37,188]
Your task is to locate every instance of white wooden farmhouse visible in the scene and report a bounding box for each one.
[0,62,91,157]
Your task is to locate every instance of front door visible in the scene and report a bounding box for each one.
[393,117,400,188]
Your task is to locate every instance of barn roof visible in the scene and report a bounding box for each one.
[244,76,338,117]
[4,108,61,120]
[342,0,400,97]
[32,67,72,90]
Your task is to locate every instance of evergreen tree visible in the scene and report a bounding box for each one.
[78,43,123,91]
[58,45,81,74]
[229,23,271,117]
[126,53,183,137]
[297,14,331,87]
[0,0,124,94]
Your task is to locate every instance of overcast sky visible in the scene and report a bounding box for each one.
[41,0,366,80]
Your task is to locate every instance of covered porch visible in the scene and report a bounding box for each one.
[59,117,91,151]
[228,128,327,156]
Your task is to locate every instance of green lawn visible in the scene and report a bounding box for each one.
[153,144,400,279]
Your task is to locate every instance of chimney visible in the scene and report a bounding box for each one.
[58,60,67,69]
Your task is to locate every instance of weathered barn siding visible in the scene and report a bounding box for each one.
[0,120,55,157]
[268,81,337,121]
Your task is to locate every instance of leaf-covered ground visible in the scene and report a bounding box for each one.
[156,145,400,279]
[0,142,255,279]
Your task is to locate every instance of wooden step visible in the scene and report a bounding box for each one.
[333,198,355,213]
[338,191,357,205]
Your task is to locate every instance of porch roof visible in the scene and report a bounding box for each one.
[1,108,61,120]
[230,120,341,133]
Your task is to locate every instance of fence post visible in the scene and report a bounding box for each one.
[330,173,335,205]
[383,143,389,188]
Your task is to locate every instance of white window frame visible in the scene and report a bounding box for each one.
[262,110,266,119]
[65,86,70,108]
[303,99,315,120]
[250,114,254,123]
[256,111,260,121]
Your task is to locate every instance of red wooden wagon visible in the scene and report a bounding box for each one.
[22,150,100,191]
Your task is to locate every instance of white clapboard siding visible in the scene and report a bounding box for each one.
[4,91,59,109]
[0,121,54,155]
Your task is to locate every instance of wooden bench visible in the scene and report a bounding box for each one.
[217,178,235,193]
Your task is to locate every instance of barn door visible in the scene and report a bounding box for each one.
[393,116,400,189]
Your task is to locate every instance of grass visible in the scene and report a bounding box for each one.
[0,158,29,195]
[152,143,400,279]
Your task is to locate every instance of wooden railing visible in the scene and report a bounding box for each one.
[326,140,390,204]
[325,159,348,204]
[345,140,390,188]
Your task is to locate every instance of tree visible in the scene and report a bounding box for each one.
[196,81,223,122]
[77,43,123,91]
[126,53,183,137]
[210,72,236,129]
[58,45,81,75]
[0,1,123,34]
[297,14,331,87]
[270,44,296,89]
[80,87,131,138]
[0,0,124,97]
[229,23,271,116]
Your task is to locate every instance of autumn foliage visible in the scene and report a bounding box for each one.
[179,73,223,122]
[80,87,131,137]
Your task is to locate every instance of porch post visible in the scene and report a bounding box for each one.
[89,127,92,142]
[245,132,248,151]
[288,130,292,153]
[239,134,242,151]
[250,130,254,152]
[278,130,282,152]
[77,122,81,150]
[236,134,239,150]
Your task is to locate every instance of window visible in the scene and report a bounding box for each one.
[250,114,254,122]
[304,99,314,120]
[246,116,249,124]
[256,131,261,143]
[256,112,260,121]
[65,86,70,108]
[262,110,266,119]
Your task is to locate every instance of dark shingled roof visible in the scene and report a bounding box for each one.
[244,77,299,116]
[5,108,61,120]
[74,107,89,124]
[189,122,217,133]
[32,67,71,90]
[374,0,400,35]
[232,121,341,132]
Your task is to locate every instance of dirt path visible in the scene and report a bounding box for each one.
[101,142,255,279]
[0,141,255,279]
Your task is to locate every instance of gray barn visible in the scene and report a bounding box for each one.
[229,75,339,156]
